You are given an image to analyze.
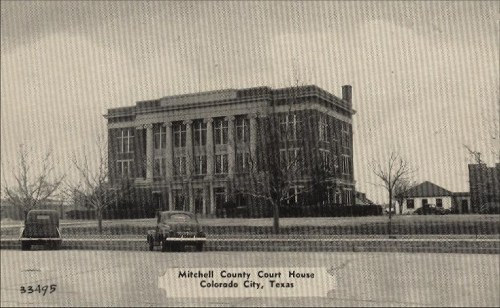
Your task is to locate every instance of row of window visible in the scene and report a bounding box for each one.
[116,115,352,153]
[285,186,352,205]
[117,150,352,178]
[167,186,353,212]
[278,148,352,175]
[406,198,443,209]
[319,149,352,175]
[116,152,253,178]
[156,118,250,150]
[170,187,227,212]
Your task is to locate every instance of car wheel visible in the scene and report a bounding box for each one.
[21,242,31,251]
[196,242,204,252]
[161,240,168,252]
[48,242,61,250]
[169,243,177,252]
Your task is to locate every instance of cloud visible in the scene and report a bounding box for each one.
[1,1,498,203]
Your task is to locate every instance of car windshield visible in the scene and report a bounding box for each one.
[164,213,194,223]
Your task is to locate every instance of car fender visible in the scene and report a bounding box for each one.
[147,230,163,243]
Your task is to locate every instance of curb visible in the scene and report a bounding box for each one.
[1,238,499,254]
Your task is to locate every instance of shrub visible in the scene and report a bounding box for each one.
[479,202,500,214]
[102,208,148,219]
[278,204,383,218]
[65,210,96,220]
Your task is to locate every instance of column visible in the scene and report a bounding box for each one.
[209,182,216,216]
[164,122,173,179]
[226,116,235,176]
[135,125,145,179]
[203,185,209,215]
[205,118,214,176]
[188,182,194,212]
[145,123,154,180]
[249,114,257,170]
[168,185,173,211]
[184,120,193,176]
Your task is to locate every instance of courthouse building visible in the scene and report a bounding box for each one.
[104,85,356,217]
[468,163,500,212]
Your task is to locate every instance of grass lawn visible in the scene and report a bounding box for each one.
[2,215,499,238]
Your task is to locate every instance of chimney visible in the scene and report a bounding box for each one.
[342,85,352,104]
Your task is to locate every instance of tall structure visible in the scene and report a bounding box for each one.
[468,163,500,212]
[104,85,356,217]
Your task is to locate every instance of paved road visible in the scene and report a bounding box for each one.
[1,250,499,307]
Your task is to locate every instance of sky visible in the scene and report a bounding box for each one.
[1,1,499,204]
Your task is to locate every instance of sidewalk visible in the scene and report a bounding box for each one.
[2,237,499,254]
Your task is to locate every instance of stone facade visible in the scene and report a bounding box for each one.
[104,85,356,217]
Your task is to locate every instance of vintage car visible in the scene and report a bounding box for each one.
[19,209,62,250]
[413,206,451,215]
[147,211,206,252]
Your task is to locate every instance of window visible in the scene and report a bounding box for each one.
[320,149,330,171]
[193,188,204,214]
[286,186,301,205]
[215,154,228,174]
[214,187,227,208]
[236,152,251,172]
[436,198,443,208]
[280,114,300,140]
[172,189,186,211]
[236,118,250,143]
[153,157,166,177]
[341,122,350,148]
[193,121,207,146]
[341,155,351,175]
[174,156,186,176]
[319,115,329,142]
[154,126,167,150]
[173,123,187,148]
[422,199,429,208]
[194,155,207,175]
[407,199,415,209]
[214,119,228,145]
[343,189,352,205]
[332,152,339,170]
[116,159,133,177]
[117,129,134,153]
[279,148,302,171]
[332,121,339,141]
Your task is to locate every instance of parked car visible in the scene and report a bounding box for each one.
[384,207,396,214]
[19,209,62,250]
[413,206,450,215]
[147,211,206,252]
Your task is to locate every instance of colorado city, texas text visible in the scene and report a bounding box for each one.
[177,269,315,289]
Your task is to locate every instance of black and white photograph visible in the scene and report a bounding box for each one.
[1,1,499,307]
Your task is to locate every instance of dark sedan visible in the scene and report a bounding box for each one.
[147,211,206,252]
[19,209,62,250]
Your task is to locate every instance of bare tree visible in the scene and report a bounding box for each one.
[235,83,337,233]
[371,152,413,237]
[463,144,484,164]
[67,135,115,234]
[2,144,65,219]
[463,102,500,164]
[393,178,416,215]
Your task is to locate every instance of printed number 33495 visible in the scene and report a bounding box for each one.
[20,284,56,296]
